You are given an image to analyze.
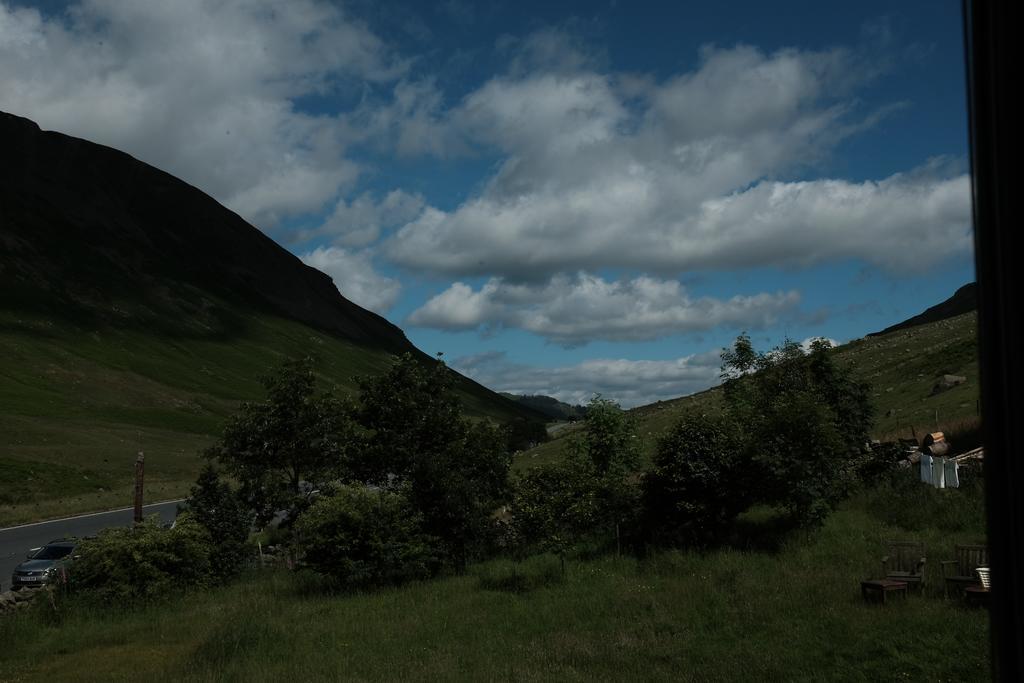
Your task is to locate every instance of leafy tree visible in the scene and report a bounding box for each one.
[720,335,874,527]
[568,395,643,547]
[643,413,745,547]
[354,352,464,484]
[185,464,252,580]
[512,396,643,561]
[294,484,436,588]
[506,417,549,452]
[204,357,355,525]
[511,462,600,569]
[568,395,640,476]
[355,353,512,570]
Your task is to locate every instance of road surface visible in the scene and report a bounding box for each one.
[0,500,182,591]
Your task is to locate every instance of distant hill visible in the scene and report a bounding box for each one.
[518,310,979,471]
[0,111,543,525]
[501,393,587,421]
[868,283,977,337]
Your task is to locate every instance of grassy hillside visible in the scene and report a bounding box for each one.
[0,306,539,527]
[0,475,988,681]
[0,112,545,527]
[516,312,979,471]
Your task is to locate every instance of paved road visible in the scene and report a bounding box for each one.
[0,500,183,591]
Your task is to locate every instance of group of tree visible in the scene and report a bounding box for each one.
[513,335,881,557]
[66,333,883,602]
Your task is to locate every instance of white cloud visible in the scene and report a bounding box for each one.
[452,350,724,408]
[800,336,838,353]
[385,44,972,278]
[409,273,800,345]
[0,0,404,227]
[297,189,426,247]
[300,246,401,313]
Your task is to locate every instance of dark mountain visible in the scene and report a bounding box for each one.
[868,283,977,337]
[501,393,587,421]
[0,111,411,350]
[0,111,542,420]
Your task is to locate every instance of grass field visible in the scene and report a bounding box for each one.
[0,469,988,681]
[0,307,535,527]
[515,313,980,472]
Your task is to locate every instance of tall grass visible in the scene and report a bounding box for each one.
[0,475,989,682]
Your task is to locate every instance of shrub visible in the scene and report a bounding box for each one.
[512,462,601,561]
[185,464,253,580]
[69,515,212,603]
[860,466,986,533]
[294,484,437,588]
[643,413,745,547]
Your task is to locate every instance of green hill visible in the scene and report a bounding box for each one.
[0,112,543,526]
[499,393,587,421]
[516,311,979,470]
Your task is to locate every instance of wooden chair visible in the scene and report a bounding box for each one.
[882,541,927,591]
[941,544,988,598]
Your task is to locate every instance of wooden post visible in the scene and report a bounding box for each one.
[133,451,145,524]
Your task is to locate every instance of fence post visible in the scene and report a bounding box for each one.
[133,452,145,525]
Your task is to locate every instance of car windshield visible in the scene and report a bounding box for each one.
[33,545,73,560]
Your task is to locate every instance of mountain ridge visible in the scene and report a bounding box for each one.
[0,111,409,350]
[868,282,977,337]
[0,111,543,525]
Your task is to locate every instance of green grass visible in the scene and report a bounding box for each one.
[0,475,989,681]
[515,313,980,472]
[0,307,536,526]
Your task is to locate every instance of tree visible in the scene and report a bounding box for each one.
[204,357,355,525]
[568,395,643,550]
[294,484,436,588]
[568,395,640,476]
[643,413,745,547]
[511,462,600,569]
[185,464,252,580]
[355,353,512,570]
[720,335,874,527]
[354,352,464,485]
[512,396,643,562]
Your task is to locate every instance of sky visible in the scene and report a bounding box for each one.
[0,0,975,407]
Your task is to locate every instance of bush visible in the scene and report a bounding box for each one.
[512,462,601,560]
[643,413,745,547]
[68,515,212,603]
[860,466,986,533]
[185,464,253,580]
[294,484,437,588]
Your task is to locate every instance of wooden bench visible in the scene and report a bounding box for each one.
[882,541,926,592]
[941,544,988,598]
[861,579,909,604]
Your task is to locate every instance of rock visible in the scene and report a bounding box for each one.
[931,374,967,395]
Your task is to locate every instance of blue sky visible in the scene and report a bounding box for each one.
[0,0,974,406]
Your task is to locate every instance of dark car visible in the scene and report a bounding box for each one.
[10,540,76,590]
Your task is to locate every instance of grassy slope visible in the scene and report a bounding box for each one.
[0,477,989,681]
[0,307,535,527]
[516,312,979,471]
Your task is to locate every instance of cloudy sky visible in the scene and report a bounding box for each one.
[0,0,974,407]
